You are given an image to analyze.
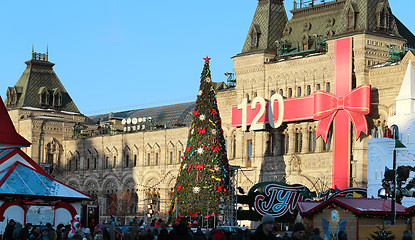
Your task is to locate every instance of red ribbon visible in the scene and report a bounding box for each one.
[209,109,217,115]
[214,186,226,192]
[176,185,182,191]
[189,212,199,217]
[186,145,191,152]
[313,84,371,141]
[198,128,206,134]
[212,145,220,152]
[193,109,199,116]
[194,163,204,170]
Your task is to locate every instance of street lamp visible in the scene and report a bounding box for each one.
[391,139,406,225]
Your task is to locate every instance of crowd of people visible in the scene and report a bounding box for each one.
[2,215,413,240]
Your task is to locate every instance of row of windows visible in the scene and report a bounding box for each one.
[279,128,332,155]
[229,127,333,167]
[68,151,184,171]
[245,82,330,101]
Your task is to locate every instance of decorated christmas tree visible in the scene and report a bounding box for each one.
[369,224,396,240]
[169,57,230,218]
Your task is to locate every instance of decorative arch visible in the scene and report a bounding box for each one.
[0,200,24,221]
[84,180,99,200]
[288,155,301,174]
[68,179,81,190]
[45,137,63,170]
[121,178,138,214]
[103,178,118,215]
[142,171,162,188]
[55,202,77,219]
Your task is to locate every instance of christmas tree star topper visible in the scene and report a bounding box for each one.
[204,56,211,63]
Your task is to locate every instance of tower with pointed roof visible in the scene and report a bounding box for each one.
[241,0,288,55]
[5,50,89,165]
[6,49,80,113]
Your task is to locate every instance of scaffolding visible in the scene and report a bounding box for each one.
[226,165,240,226]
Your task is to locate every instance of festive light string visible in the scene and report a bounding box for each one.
[240,169,254,185]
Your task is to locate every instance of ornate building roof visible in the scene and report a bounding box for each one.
[5,51,80,113]
[239,0,415,57]
[89,102,196,129]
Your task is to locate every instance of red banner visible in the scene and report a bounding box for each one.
[231,38,371,189]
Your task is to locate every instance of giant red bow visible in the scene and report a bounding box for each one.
[313,84,371,141]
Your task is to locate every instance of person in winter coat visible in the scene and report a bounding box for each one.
[30,226,42,240]
[157,229,169,240]
[291,223,305,240]
[232,228,244,240]
[402,230,412,240]
[46,223,57,240]
[93,227,104,240]
[124,227,134,240]
[3,219,16,240]
[193,228,206,240]
[56,224,65,240]
[12,222,23,240]
[251,215,277,240]
[213,229,225,240]
[172,223,192,240]
[20,223,33,240]
[41,228,51,240]
[308,228,322,240]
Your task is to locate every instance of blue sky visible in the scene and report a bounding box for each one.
[0,0,413,115]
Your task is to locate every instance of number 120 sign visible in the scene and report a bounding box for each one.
[231,94,315,131]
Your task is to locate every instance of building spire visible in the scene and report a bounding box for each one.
[46,44,49,61]
[240,0,288,55]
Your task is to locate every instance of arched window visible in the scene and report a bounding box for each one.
[322,129,333,151]
[53,89,62,107]
[326,82,331,92]
[125,154,130,168]
[268,131,275,156]
[246,139,252,167]
[282,131,289,155]
[297,87,302,97]
[288,88,293,98]
[391,125,399,139]
[295,128,302,153]
[233,136,237,159]
[308,127,316,152]
[94,157,97,170]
